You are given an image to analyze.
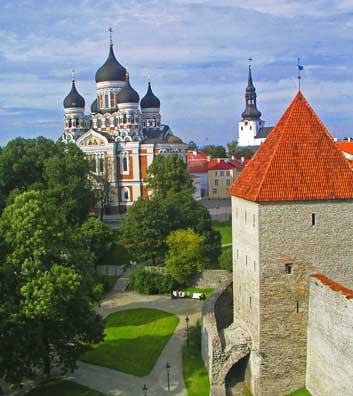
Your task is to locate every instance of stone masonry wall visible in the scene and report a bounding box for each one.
[306,275,353,396]
[192,270,232,289]
[258,199,353,396]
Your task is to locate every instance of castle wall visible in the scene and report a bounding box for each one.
[232,196,261,395]
[257,199,353,396]
[306,275,353,396]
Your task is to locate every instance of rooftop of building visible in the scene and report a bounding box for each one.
[229,91,353,202]
[312,274,353,299]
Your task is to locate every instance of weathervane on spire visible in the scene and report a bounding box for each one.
[248,57,253,69]
[109,27,113,47]
[72,68,75,82]
[297,58,304,91]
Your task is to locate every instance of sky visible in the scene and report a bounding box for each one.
[1,0,353,146]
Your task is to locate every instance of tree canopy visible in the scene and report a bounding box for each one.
[227,140,255,159]
[165,229,205,283]
[200,145,226,159]
[145,154,193,198]
[0,191,103,383]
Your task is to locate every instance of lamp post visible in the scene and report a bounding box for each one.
[166,362,171,391]
[142,384,148,396]
[185,315,190,347]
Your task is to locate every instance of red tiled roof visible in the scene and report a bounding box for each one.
[229,91,353,202]
[187,150,208,161]
[336,141,353,156]
[208,159,236,170]
[312,274,353,299]
[188,163,209,173]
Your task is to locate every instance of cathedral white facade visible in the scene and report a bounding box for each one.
[59,33,187,213]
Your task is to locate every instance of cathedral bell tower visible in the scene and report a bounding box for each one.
[63,69,86,139]
[238,62,265,147]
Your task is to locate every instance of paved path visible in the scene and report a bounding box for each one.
[112,268,132,292]
[68,291,202,396]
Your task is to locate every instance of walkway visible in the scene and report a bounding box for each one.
[68,291,202,396]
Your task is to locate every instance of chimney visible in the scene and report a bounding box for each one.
[207,155,211,162]
[193,150,197,156]
[231,155,235,160]
[218,158,220,163]
[241,156,245,163]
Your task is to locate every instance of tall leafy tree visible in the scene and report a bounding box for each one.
[165,229,205,283]
[145,154,193,198]
[0,191,103,383]
[44,142,96,225]
[227,140,255,159]
[200,144,226,159]
[0,137,57,211]
[120,196,170,265]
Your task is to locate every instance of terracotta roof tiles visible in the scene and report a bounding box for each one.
[229,91,353,202]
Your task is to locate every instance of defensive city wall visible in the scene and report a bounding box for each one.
[306,275,353,396]
[202,274,353,396]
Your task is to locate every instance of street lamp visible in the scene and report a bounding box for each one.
[185,315,190,347]
[166,362,171,391]
[142,384,148,396]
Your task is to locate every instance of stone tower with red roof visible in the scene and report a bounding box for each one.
[229,91,353,396]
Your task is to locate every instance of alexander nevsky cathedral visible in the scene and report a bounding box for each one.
[59,31,187,213]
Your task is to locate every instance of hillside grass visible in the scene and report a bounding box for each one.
[81,308,179,376]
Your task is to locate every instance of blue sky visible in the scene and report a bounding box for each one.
[1,0,353,146]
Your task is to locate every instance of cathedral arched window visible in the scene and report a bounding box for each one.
[120,152,129,174]
[76,118,80,127]
[123,114,127,124]
[131,114,134,124]
[104,94,109,108]
[99,156,104,174]
[68,119,72,128]
[122,187,130,201]
[89,156,96,172]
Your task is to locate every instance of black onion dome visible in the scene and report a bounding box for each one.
[140,82,160,108]
[63,81,85,108]
[241,65,262,120]
[95,45,127,83]
[117,74,140,104]
[91,98,98,113]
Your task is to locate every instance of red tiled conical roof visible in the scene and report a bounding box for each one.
[229,91,353,202]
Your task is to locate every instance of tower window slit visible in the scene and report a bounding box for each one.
[311,213,316,226]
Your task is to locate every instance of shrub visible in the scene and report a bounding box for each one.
[129,268,179,294]
[219,247,232,272]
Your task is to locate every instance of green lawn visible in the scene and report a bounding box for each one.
[182,323,210,396]
[213,221,232,245]
[288,388,311,396]
[81,308,179,376]
[185,288,215,299]
[26,379,105,396]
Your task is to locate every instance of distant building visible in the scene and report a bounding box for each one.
[336,140,353,167]
[187,151,210,197]
[238,65,273,147]
[59,33,186,213]
[208,159,243,199]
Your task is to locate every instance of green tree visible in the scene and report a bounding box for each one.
[0,137,57,211]
[165,191,222,266]
[200,145,226,158]
[227,140,255,159]
[0,191,103,384]
[120,196,170,265]
[219,247,233,272]
[187,141,198,151]
[165,229,205,283]
[79,217,116,268]
[44,142,95,225]
[146,154,193,198]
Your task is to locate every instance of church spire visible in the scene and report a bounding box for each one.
[241,61,262,121]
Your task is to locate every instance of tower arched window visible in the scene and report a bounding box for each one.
[76,118,80,127]
[131,114,134,124]
[123,114,127,124]
[123,157,128,172]
[104,94,109,108]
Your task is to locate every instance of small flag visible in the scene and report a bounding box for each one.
[297,58,304,70]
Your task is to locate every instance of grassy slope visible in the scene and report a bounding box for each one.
[288,389,311,396]
[182,324,210,396]
[213,221,232,245]
[26,379,105,396]
[185,288,215,299]
[81,308,179,376]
